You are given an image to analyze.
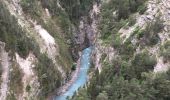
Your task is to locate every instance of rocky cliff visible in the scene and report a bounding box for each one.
[0,0,94,99]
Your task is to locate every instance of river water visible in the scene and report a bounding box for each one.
[55,47,92,100]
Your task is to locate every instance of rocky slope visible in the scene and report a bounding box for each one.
[71,0,170,99]
[0,0,95,99]
[0,0,170,100]
[0,42,10,100]
[94,0,170,73]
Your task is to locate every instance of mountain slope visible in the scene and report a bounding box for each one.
[72,0,170,100]
[0,0,95,99]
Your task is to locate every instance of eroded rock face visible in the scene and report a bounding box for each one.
[92,0,170,73]
[71,3,100,61]
[0,0,73,99]
[0,0,98,99]
[15,53,40,100]
[0,42,10,100]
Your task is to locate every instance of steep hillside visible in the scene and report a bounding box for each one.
[72,0,170,100]
[0,0,170,100]
[0,0,95,99]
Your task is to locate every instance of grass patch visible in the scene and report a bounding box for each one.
[0,2,40,59]
[35,54,62,98]
[161,41,170,63]
[8,62,23,98]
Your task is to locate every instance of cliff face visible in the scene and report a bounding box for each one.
[0,0,94,99]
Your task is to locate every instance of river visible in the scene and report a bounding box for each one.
[55,47,92,100]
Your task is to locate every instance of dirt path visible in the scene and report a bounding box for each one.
[0,43,10,100]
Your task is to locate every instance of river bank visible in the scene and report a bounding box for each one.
[54,47,92,100]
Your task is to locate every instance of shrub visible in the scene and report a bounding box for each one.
[0,2,40,58]
[35,54,62,98]
[163,41,170,49]
[138,18,163,46]
[26,84,31,92]
[162,49,170,63]
[112,34,121,49]
[71,63,77,71]
[128,16,136,26]
[137,30,145,39]
[119,41,136,60]
[153,19,164,34]
[161,41,170,62]
[59,0,95,24]
[131,51,157,79]
[20,0,42,18]
[138,4,147,15]
[9,63,23,97]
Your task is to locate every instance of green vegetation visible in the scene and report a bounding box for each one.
[0,2,40,58]
[7,93,17,100]
[21,0,43,22]
[161,41,170,62]
[99,0,147,41]
[43,19,73,71]
[0,2,71,99]
[71,63,77,71]
[72,57,170,100]
[129,17,163,47]
[26,84,31,92]
[119,40,136,61]
[35,54,62,98]
[128,16,136,26]
[138,4,147,15]
[7,62,23,99]
[59,0,95,24]
[21,0,74,69]
[130,51,156,79]
[41,0,73,36]
[137,17,163,46]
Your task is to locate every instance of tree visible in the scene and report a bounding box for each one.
[117,0,130,19]
[131,51,156,79]
[96,91,108,100]
[73,88,90,100]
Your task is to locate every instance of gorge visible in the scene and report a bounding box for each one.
[0,0,170,100]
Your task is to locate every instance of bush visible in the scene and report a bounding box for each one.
[138,18,163,46]
[119,41,136,60]
[112,34,121,49]
[20,0,42,18]
[163,41,170,49]
[0,2,40,58]
[99,0,147,42]
[161,41,170,62]
[35,54,62,98]
[131,51,157,79]
[9,63,23,96]
[162,49,170,63]
[128,16,136,26]
[26,84,31,92]
[138,4,147,15]
[71,63,77,71]
[137,30,145,39]
[59,0,95,24]
[153,16,164,33]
